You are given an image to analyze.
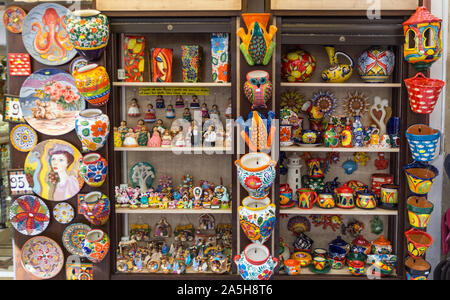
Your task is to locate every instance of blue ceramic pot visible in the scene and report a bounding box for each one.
[406,124,440,162]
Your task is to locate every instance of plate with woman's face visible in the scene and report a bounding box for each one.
[24,139,84,201]
[19,68,85,136]
[22,3,76,66]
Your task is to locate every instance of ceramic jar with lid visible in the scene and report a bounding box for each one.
[335,185,355,209]
[355,188,377,209]
[328,236,350,256]
[351,235,372,255]
[372,235,392,255]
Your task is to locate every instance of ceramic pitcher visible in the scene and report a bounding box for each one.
[321,46,354,83]
[234,243,278,280]
[75,108,110,153]
[239,197,276,244]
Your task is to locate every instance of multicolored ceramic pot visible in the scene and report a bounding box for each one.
[357,47,395,83]
[280,184,294,208]
[317,190,335,209]
[73,64,110,107]
[79,153,108,187]
[404,162,439,196]
[281,49,316,82]
[350,235,372,256]
[75,109,110,153]
[372,235,392,255]
[355,189,377,209]
[335,185,355,209]
[235,152,277,199]
[329,236,350,256]
[405,228,433,258]
[406,124,440,162]
[79,191,110,226]
[81,229,110,263]
[347,252,367,266]
[405,256,431,280]
[407,196,434,230]
[348,260,366,276]
[239,197,276,244]
[371,174,394,198]
[291,251,312,267]
[234,243,278,280]
[380,184,399,210]
[65,10,109,61]
[284,259,301,275]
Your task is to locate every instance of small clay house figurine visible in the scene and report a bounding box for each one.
[190,95,200,109]
[128,98,141,117]
[175,95,185,108]
[145,104,156,123]
[155,95,165,109]
[166,104,175,119]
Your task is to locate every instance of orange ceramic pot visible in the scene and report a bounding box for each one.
[73,64,110,107]
[405,228,433,258]
[284,259,301,275]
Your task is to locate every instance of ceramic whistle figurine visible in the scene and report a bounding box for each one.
[155,95,165,109]
[166,104,175,119]
[128,98,141,117]
[244,70,273,110]
[209,104,220,119]
[190,95,200,109]
[118,121,129,141]
[183,108,192,122]
[175,95,185,108]
[123,128,138,147]
[238,13,277,66]
[321,46,354,83]
[144,104,156,123]
[201,103,209,119]
[148,127,162,148]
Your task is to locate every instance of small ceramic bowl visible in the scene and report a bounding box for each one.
[347,252,367,266]
[292,251,312,267]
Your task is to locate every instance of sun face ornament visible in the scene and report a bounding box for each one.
[312,90,337,117]
[243,70,273,110]
[280,90,304,114]
[344,91,369,117]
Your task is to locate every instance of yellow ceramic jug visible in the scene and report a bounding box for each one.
[321,46,354,83]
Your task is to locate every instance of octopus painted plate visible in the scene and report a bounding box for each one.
[21,236,64,279]
[10,124,38,152]
[19,69,85,136]
[53,202,74,224]
[24,139,84,202]
[22,3,76,66]
[9,195,50,236]
[62,223,91,256]
[3,6,26,34]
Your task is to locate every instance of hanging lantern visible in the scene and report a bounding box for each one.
[403,6,442,71]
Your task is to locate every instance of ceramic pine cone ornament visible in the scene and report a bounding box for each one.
[243,70,273,110]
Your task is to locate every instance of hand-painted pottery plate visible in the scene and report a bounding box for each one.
[53,202,74,224]
[10,124,38,152]
[22,3,76,66]
[19,68,85,136]
[62,223,91,256]
[129,162,155,190]
[9,195,50,236]
[3,6,26,34]
[24,139,84,201]
[21,236,64,279]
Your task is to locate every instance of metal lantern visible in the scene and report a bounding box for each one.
[403,6,442,71]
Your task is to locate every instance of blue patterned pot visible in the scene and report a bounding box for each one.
[406,124,440,162]
[234,243,278,280]
[239,197,276,244]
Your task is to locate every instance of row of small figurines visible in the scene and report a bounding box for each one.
[127,96,232,121]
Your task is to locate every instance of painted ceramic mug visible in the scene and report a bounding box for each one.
[380,184,399,209]
[280,184,294,207]
[312,256,330,271]
[297,188,317,209]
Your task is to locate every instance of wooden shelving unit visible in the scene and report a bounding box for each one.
[113,82,232,87]
[116,208,232,214]
[280,82,402,88]
[280,207,398,216]
[281,146,400,153]
[114,146,232,153]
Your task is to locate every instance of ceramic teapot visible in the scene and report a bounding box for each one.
[234,243,278,280]
[321,46,354,83]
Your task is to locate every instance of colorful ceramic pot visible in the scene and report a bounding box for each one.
[406,124,440,162]
[234,243,278,280]
[404,162,439,196]
[239,197,276,244]
[280,184,294,208]
[357,47,395,83]
[235,152,277,199]
[405,228,433,258]
[292,251,312,267]
[369,260,393,278]
[351,235,372,256]
[73,64,110,107]
[297,188,317,209]
[329,254,346,270]
[380,184,399,210]
[317,190,335,209]
[75,109,110,153]
[347,252,367,266]
[284,259,301,275]
[324,124,339,148]
[81,229,110,263]
[335,185,355,209]
[329,236,350,256]
[321,46,354,83]
[371,174,394,198]
[79,153,108,187]
[405,256,431,280]
[348,260,366,276]
[407,196,434,230]
[355,189,377,209]
[79,191,110,226]
[372,235,392,255]
[66,10,109,61]
[281,49,316,82]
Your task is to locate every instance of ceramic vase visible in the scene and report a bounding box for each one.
[66,10,109,61]
[403,162,439,196]
[151,48,173,82]
[324,124,339,148]
[79,153,108,187]
[79,191,110,226]
[352,116,365,147]
[239,197,276,244]
[234,243,278,280]
[235,152,277,199]
[405,228,433,258]
[281,49,316,82]
[211,33,229,83]
[405,124,440,162]
[407,196,434,230]
[181,45,202,83]
[280,124,293,147]
[73,64,110,107]
[357,47,395,83]
[82,229,110,263]
[75,109,110,153]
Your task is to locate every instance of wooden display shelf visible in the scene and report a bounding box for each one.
[116,267,230,275]
[281,146,400,153]
[280,207,398,216]
[112,82,232,88]
[278,267,397,278]
[280,82,402,88]
[0,136,9,145]
[114,147,232,153]
[116,208,232,214]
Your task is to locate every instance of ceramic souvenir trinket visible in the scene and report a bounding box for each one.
[287,216,310,236]
[211,33,229,83]
[403,162,438,196]
[286,154,303,193]
[239,197,275,244]
[237,111,276,152]
[321,46,354,83]
[405,256,431,280]
[53,202,75,224]
[280,184,295,208]
[234,243,278,280]
[79,191,110,226]
[372,235,392,255]
[329,236,350,255]
[10,124,38,153]
[297,188,318,209]
[294,232,314,252]
[404,72,445,114]
[66,260,93,280]
[73,64,110,107]
[123,35,145,82]
[82,229,110,263]
[75,108,110,153]
[310,256,331,274]
[380,184,399,209]
[357,47,395,83]
[344,91,369,117]
[3,6,26,33]
[8,53,31,76]
[79,153,108,187]
[371,174,394,199]
[244,70,273,110]
[405,228,433,258]
[350,235,372,255]
[334,185,355,209]
[281,49,316,82]
[317,188,335,209]
[129,162,155,193]
[355,188,377,210]
[406,124,440,162]
[151,48,173,82]
[284,259,301,275]
[407,196,434,230]
[63,223,91,256]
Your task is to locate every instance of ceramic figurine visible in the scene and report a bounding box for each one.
[147,127,162,148]
[175,95,185,108]
[165,104,175,119]
[244,70,273,110]
[357,47,395,83]
[155,119,166,135]
[403,6,442,71]
[209,104,220,119]
[369,128,381,148]
[200,103,209,119]
[128,98,141,117]
[151,48,173,82]
[342,160,358,175]
[153,95,165,109]
[190,95,200,109]
[118,121,129,141]
[354,152,370,166]
[236,111,276,152]
[123,128,138,147]
[237,13,277,66]
[73,64,110,107]
[183,108,192,122]
[225,100,232,119]
[281,49,316,82]
[287,154,303,192]
[75,109,110,153]
[114,127,122,147]
[144,104,156,123]
[134,120,148,147]
[370,96,390,136]
[181,45,202,82]
[154,217,172,238]
[321,46,354,83]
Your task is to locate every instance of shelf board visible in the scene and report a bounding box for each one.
[116,208,232,214]
[112,82,232,88]
[281,146,400,153]
[279,207,398,216]
[279,267,397,278]
[280,82,402,88]
[115,146,232,153]
[0,136,9,145]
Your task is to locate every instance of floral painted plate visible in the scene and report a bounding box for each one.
[53,202,75,224]
[22,3,76,66]
[24,139,84,202]
[19,68,85,136]
[3,6,26,34]
[21,236,64,279]
[9,195,50,236]
[62,223,91,256]
[10,124,38,152]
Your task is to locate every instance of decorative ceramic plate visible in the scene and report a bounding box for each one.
[53,202,75,224]
[22,3,76,66]
[129,162,155,190]
[309,263,331,274]
[24,139,84,201]
[62,223,91,256]
[19,68,85,136]
[21,236,64,279]
[295,142,322,147]
[3,6,26,34]
[10,124,38,152]
[10,195,50,236]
